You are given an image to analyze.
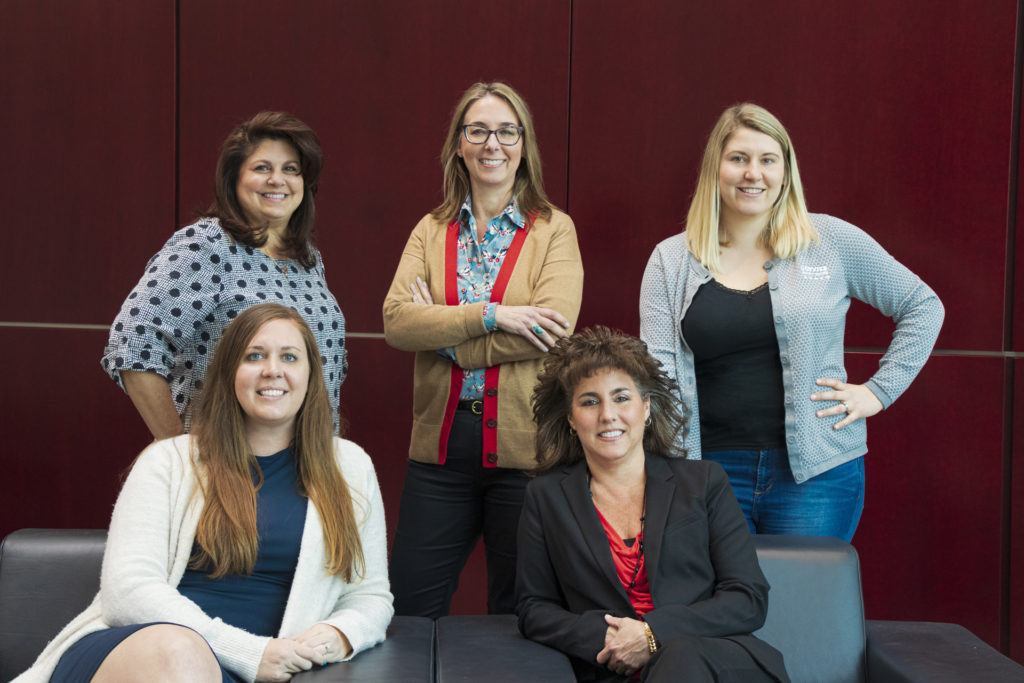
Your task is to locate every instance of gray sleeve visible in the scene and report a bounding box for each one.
[640,238,683,379]
[824,216,945,407]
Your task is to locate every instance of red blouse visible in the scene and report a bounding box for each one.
[594,505,654,616]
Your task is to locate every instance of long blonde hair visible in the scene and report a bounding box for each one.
[190,304,364,581]
[432,82,553,223]
[686,103,817,272]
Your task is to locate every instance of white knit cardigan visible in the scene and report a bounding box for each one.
[14,435,393,683]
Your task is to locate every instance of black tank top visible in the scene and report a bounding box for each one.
[681,280,786,452]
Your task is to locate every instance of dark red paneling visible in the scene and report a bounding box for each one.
[1014,43,1024,352]
[1012,360,1024,660]
[0,0,176,324]
[570,0,1014,347]
[851,354,1005,646]
[177,0,571,335]
[0,328,153,539]
[338,338,414,530]
[340,337,486,612]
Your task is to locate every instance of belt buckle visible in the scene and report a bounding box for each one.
[470,400,483,415]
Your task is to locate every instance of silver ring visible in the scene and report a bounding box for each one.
[841,401,850,412]
[531,324,544,336]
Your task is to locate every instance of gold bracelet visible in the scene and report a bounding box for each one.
[641,621,658,654]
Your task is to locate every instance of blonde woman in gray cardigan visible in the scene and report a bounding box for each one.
[640,104,943,542]
[16,304,392,683]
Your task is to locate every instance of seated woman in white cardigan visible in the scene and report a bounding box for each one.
[16,303,393,683]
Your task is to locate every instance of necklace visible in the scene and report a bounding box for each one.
[588,472,647,589]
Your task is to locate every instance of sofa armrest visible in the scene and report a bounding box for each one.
[866,620,1024,682]
[436,615,575,683]
[0,528,107,681]
[293,616,434,682]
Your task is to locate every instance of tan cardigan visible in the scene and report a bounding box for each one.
[383,209,583,470]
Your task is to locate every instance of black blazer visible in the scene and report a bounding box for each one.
[515,454,789,682]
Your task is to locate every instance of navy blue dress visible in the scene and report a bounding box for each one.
[51,448,307,682]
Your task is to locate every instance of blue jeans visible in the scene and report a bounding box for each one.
[704,448,865,542]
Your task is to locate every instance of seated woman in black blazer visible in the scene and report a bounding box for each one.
[517,327,789,682]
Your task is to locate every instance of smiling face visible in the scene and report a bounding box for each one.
[458,94,523,199]
[234,318,310,437]
[718,126,785,225]
[568,368,651,468]
[235,138,304,235]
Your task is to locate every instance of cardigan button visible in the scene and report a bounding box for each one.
[486,419,498,429]
[486,452,498,464]
[486,388,498,397]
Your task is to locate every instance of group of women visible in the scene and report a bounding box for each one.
[15,81,941,682]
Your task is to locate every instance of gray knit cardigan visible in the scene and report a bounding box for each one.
[639,213,944,483]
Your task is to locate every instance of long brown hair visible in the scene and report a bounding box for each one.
[190,303,363,580]
[207,111,323,268]
[532,326,687,473]
[431,82,553,223]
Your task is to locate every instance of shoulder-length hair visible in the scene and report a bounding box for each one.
[431,82,553,223]
[207,111,322,269]
[190,303,363,580]
[686,103,817,273]
[532,326,687,473]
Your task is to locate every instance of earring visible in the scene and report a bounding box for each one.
[568,426,576,436]
[644,416,652,427]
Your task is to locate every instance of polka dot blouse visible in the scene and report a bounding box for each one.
[101,218,347,431]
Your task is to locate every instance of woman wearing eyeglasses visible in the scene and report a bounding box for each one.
[383,82,584,618]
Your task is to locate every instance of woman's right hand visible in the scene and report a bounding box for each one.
[495,305,570,351]
[256,638,317,682]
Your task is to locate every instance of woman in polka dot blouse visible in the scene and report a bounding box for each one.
[102,112,347,437]
[640,104,943,541]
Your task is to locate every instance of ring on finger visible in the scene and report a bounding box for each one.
[841,400,850,412]
[531,324,544,336]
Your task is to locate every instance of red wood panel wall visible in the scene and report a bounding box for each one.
[2,0,1023,658]
[0,0,174,539]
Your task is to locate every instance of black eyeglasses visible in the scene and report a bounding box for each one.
[461,124,523,146]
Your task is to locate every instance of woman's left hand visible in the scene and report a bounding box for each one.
[291,623,352,666]
[595,615,651,676]
[409,277,434,305]
[811,378,883,429]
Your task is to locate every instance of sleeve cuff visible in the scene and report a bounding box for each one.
[483,303,498,332]
[864,378,893,409]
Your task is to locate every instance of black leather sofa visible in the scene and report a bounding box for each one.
[2,529,1021,682]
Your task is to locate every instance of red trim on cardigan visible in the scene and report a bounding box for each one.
[437,222,463,464]
[437,214,534,466]
[480,220,530,466]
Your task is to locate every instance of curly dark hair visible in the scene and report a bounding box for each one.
[531,326,687,473]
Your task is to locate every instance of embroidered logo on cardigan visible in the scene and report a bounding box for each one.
[800,265,830,280]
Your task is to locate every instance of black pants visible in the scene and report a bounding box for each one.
[587,635,778,683]
[642,636,778,682]
[390,409,530,618]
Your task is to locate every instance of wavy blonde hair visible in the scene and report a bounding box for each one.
[686,103,817,272]
[432,82,552,223]
[190,304,364,581]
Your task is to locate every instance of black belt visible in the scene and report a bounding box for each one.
[457,399,484,415]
